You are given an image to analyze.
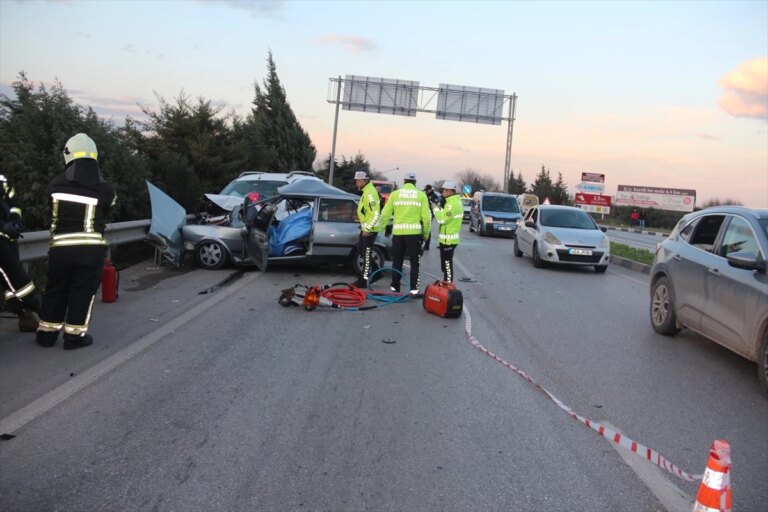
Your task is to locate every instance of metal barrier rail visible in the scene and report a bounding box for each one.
[17,219,153,262]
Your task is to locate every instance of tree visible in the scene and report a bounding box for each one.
[454,168,500,194]
[316,151,371,193]
[552,171,570,205]
[249,51,316,172]
[529,165,555,203]
[507,171,527,195]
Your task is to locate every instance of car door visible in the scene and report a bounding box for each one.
[517,207,538,255]
[312,198,360,257]
[667,214,726,328]
[244,198,280,271]
[700,215,767,358]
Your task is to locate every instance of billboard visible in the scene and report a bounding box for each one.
[575,193,612,214]
[342,75,419,117]
[581,172,605,183]
[615,185,696,212]
[436,84,504,125]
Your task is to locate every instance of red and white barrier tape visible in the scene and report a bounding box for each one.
[463,308,702,482]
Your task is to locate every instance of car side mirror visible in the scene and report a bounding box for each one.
[600,226,608,232]
[726,251,764,272]
[525,220,536,229]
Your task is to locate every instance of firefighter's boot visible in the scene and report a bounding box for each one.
[18,310,40,332]
[63,333,93,350]
[36,330,59,348]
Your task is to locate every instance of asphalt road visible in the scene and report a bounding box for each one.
[1,224,766,511]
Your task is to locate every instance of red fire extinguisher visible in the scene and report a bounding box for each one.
[102,258,119,303]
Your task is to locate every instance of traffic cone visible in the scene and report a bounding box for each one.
[692,440,732,512]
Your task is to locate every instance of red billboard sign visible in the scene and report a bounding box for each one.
[575,193,612,207]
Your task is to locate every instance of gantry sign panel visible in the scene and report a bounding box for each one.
[436,84,505,125]
[342,75,419,117]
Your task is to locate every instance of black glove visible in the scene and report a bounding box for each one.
[384,224,392,237]
[3,220,21,239]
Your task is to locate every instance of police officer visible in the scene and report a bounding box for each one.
[0,172,41,331]
[378,171,431,296]
[36,133,116,349]
[431,181,462,282]
[353,171,381,288]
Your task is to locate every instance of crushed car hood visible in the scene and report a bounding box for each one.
[204,193,244,212]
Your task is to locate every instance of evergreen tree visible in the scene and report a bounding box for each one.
[508,171,527,195]
[529,165,555,203]
[250,51,316,172]
[316,151,371,193]
[552,172,570,205]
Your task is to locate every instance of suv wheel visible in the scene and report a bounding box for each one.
[195,240,228,270]
[650,276,680,335]
[758,331,768,395]
[532,242,545,268]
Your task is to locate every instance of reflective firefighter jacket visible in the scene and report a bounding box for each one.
[432,193,462,246]
[357,181,381,233]
[378,183,431,238]
[48,159,116,248]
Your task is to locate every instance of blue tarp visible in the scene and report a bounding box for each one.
[268,209,312,256]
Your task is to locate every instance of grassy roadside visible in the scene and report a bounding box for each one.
[610,242,655,266]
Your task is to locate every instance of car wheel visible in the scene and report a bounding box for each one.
[594,265,608,273]
[195,240,228,270]
[650,276,681,335]
[758,330,768,395]
[514,236,523,257]
[352,245,385,277]
[532,242,545,268]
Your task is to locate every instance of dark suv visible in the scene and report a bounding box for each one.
[649,206,768,393]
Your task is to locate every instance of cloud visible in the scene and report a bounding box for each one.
[696,133,719,141]
[194,0,285,18]
[718,57,768,120]
[122,43,135,54]
[315,34,377,54]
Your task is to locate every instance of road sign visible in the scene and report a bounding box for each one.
[581,172,605,183]
[575,182,605,194]
[463,185,472,195]
[575,193,612,214]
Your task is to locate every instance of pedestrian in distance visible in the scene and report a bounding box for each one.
[353,171,381,288]
[377,171,431,297]
[0,172,42,331]
[630,208,640,227]
[422,184,440,251]
[36,133,116,350]
[639,210,646,229]
[431,181,462,282]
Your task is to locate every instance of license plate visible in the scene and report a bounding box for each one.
[569,248,592,256]
[498,226,512,231]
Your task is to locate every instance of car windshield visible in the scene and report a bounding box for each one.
[220,180,286,199]
[759,219,768,239]
[375,183,394,194]
[540,209,597,229]
[482,196,519,213]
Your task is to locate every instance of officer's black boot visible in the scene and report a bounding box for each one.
[36,330,59,348]
[63,333,93,350]
[18,310,40,332]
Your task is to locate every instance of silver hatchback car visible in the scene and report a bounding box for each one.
[649,206,768,393]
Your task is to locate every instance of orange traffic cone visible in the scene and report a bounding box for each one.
[692,440,732,512]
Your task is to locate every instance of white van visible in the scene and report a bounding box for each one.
[516,193,539,215]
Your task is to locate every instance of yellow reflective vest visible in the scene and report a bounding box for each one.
[378,183,431,238]
[432,193,462,246]
[357,181,381,233]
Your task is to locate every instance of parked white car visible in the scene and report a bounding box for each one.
[514,205,610,272]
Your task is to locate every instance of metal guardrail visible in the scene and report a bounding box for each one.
[18,219,153,262]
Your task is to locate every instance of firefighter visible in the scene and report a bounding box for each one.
[378,171,431,296]
[0,172,41,331]
[353,171,381,288]
[431,181,462,282]
[36,133,116,349]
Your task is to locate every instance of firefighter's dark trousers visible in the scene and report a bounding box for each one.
[390,234,422,292]
[38,246,105,336]
[0,237,40,312]
[358,231,381,281]
[439,244,457,282]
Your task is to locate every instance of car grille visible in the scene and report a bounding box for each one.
[555,249,605,263]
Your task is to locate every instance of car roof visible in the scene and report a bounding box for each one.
[277,179,358,199]
[234,171,318,182]
[695,206,768,220]
[535,204,582,211]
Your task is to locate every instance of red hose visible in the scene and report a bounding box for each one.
[320,285,368,308]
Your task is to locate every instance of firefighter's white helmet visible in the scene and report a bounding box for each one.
[63,133,98,165]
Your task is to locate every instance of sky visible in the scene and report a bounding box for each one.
[1,0,767,207]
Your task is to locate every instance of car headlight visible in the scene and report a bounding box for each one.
[542,231,561,245]
[484,216,494,223]
[599,235,610,248]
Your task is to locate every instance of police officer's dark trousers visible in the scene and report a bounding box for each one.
[390,234,422,292]
[439,244,456,282]
[40,246,105,334]
[358,231,381,281]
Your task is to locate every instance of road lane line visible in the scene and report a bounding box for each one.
[0,270,262,436]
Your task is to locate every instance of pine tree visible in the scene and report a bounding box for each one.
[552,172,570,205]
[508,171,527,195]
[250,51,316,172]
[529,165,554,203]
